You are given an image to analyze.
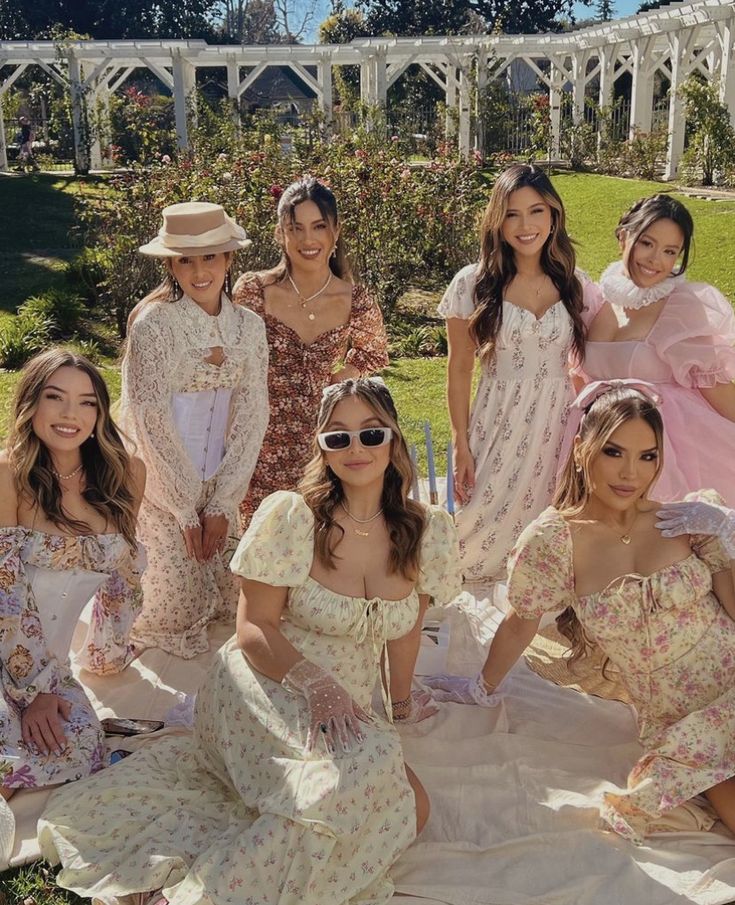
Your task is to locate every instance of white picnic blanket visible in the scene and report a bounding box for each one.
[6,592,735,904]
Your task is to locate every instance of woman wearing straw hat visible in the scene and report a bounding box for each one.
[123,201,269,658]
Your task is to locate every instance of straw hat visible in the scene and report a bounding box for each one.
[139,202,251,258]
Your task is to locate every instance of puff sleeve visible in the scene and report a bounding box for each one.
[229,491,313,587]
[578,270,606,329]
[649,282,735,388]
[0,528,60,707]
[120,307,202,531]
[415,506,463,605]
[343,285,389,375]
[437,263,478,320]
[506,507,576,619]
[684,489,733,573]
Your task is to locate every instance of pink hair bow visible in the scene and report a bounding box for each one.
[556,379,662,482]
[572,379,663,415]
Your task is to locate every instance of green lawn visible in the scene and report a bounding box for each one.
[0,173,110,317]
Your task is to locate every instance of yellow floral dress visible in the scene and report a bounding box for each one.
[39,492,462,905]
[0,527,143,789]
[506,491,735,844]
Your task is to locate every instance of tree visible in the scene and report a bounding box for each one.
[217,0,284,43]
[594,0,615,20]
[679,76,735,186]
[354,0,577,36]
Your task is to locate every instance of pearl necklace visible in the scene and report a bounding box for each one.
[52,463,84,481]
[287,272,333,321]
[341,501,383,537]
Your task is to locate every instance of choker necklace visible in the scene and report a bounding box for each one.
[341,501,383,537]
[287,272,333,321]
[53,463,83,481]
[599,260,685,311]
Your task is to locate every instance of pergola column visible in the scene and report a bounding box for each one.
[475,47,488,153]
[549,61,565,158]
[318,57,333,122]
[68,51,90,174]
[445,64,457,138]
[458,55,472,156]
[719,16,735,128]
[630,39,654,135]
[172,51,196,150]
[665,33,686,180]
[571,51,588,125]
[0,94,7,171]
[226,58,240,131]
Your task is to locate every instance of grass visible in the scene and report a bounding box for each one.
[0,173,111,315]
[0,862,83,904]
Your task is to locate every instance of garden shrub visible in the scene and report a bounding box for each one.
[679,77,735,186]
[19,289,85,338]
[0,313,52,370]
[65,247,112,306]
[79,108,488,335]
[620,128,667,180]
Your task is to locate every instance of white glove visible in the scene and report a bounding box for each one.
[392,689,440,724]
[656,500,735,559]
[422,672,498,706]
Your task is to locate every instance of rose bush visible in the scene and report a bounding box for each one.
[79,105,489,335]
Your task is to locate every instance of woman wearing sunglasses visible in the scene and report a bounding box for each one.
[40,378,462,905]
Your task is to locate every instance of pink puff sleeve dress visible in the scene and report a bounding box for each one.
[575,269,735,503]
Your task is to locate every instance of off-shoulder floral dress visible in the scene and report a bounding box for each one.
[39,491,462,905]
[120,294,269,657]
[233,276,389,527]
[506,491,735,844]
[0,528,142,789]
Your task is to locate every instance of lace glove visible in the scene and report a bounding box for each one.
[282,659,369,754]
[391,689,440,724]
[656,500,735,559]
[422,672,498,706]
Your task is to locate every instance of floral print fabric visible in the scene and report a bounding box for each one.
[120,293,269,657]
[439,263,596,583]
[233,277,389,527]
[0,527,142,789]
[506,491,735,843]
[39,492,462,905]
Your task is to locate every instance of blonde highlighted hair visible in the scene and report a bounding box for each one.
[6,348,138,549]
[553,386,664,664]
[299,378,425,577]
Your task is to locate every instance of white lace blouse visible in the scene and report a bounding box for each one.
[120,293,269,530]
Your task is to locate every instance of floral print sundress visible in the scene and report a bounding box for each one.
[506,490,735,844]
[39,492,462,905]
[233,276,389,528]
[0,527,143,789]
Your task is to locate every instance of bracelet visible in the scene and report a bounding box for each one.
[391,695,412,720]
[479,675,497,695]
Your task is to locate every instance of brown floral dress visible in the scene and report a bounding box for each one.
[233,275,389,527]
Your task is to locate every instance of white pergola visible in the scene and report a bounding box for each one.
[0,0,733,179]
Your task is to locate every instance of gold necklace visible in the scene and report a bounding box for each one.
[340,501,383,537]
[287,272,333,321]
[52,463,84,481]
[598,511,639,545]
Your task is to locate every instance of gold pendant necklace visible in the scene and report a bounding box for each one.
[341,501,383,537]
[287,272,333,321]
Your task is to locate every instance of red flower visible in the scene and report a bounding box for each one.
[269,184,284,201]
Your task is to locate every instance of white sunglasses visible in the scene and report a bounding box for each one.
[317,427,393,451]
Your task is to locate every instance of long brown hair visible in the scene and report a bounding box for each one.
[553,386,664,663]
[299,378,425,578]
[257,176,353,288]
[6,348,138,549]
[469,164,585,362]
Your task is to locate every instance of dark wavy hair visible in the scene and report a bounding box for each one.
[299,378,425,578]
[469,164,586,363]
[616,193,694,276]
[7,348,138,549]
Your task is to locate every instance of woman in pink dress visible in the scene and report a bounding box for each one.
[575,194,735,502]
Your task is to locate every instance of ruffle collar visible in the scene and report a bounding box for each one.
[599,260,685,310]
